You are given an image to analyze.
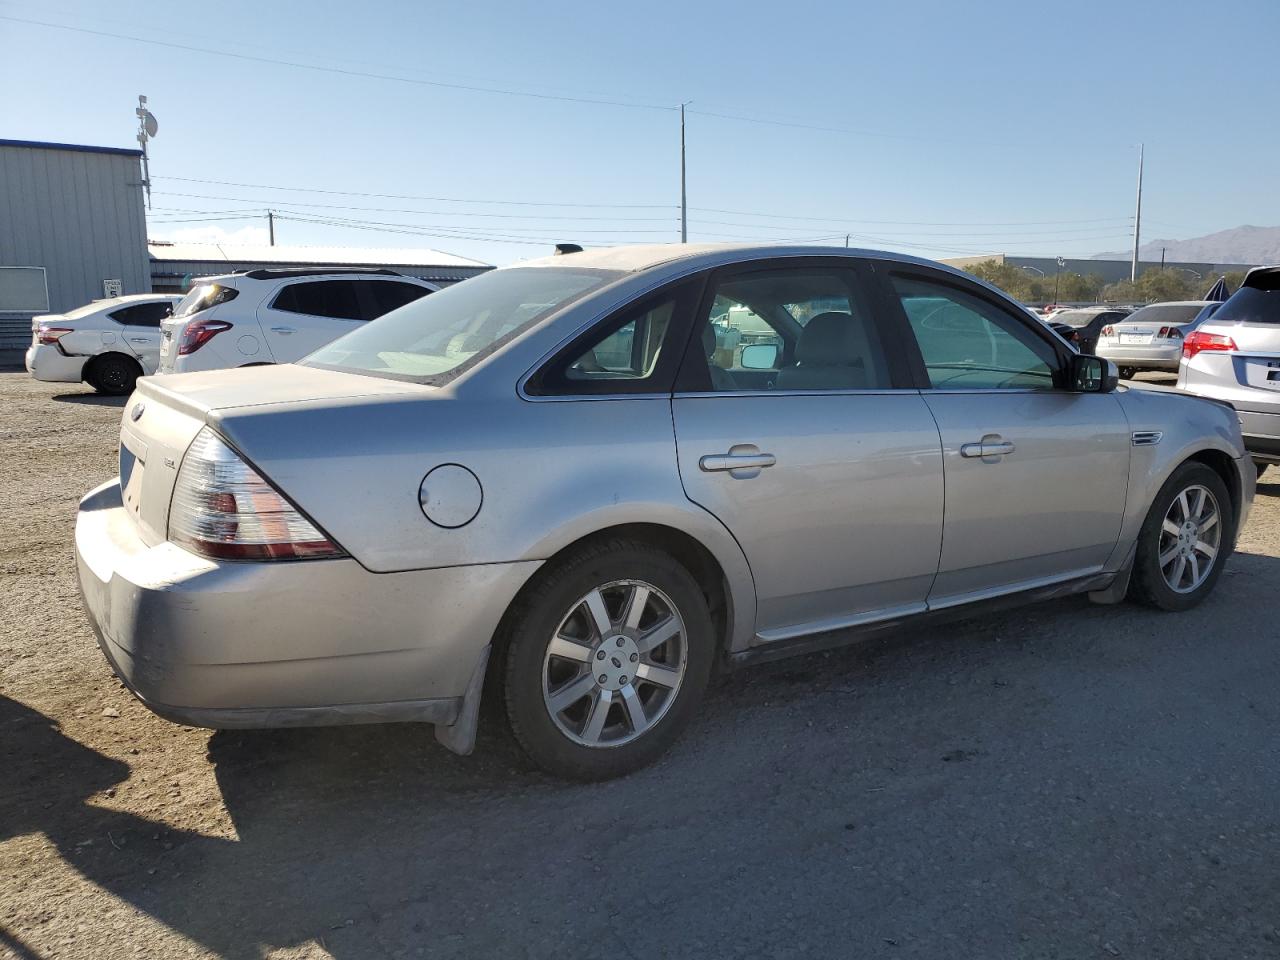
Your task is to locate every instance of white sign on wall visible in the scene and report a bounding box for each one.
[103,279,123,298]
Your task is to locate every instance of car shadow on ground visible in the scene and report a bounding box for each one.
[50,391,126,407]
[7,552,1280,956]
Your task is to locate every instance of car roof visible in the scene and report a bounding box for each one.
[190,269,423,284]
[514,242,977,280]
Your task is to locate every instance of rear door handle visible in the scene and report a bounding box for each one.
[699,445,776,479]
[960,437,1016,459]
[270,326,295,334]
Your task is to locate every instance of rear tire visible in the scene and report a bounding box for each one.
[1129,462,1232,612]
[500,538,714,781]
[1119,366,1139,380]
[85,353,142,396]
[1255,460,1269,479]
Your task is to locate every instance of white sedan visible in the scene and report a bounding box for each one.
[25,294,182,395]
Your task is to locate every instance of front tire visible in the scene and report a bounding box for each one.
[1129,462,1232,611]
[501,539,714,781]
[1119,366,1139,380]
[85,353,142,396]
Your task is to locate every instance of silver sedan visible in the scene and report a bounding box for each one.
[75,245,1255,780]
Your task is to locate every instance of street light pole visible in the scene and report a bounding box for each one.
[1054,256,1065,305]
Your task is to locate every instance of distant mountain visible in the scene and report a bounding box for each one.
[1095,225,1280,266]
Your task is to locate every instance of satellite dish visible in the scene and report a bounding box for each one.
[143,111,158,138]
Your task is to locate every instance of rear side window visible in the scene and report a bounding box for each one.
[110,301,172,327]
[1213,282,1280,324]
[365,280,431,317]
[272,280,363,320]
[174,283,238,318]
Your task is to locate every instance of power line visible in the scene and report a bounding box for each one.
[150,190,676,222]
[691,207,1134,227]
[0,15,677,113]
[153,176,676,210]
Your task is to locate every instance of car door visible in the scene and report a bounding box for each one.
[108,301,173,374]
[880,266,1130,607]
[671,259,945,642]
[259,279,365,362]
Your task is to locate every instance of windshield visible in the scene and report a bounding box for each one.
[1123,303,1205,326]
[304,266,620,382]
[173,282,239,318]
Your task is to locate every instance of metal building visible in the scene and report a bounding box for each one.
[0,139,150,355]
[149,241,492,292]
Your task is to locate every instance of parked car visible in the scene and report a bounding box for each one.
[1097,300,1220,378]
[1177,265,1280,476]
[25,294,182,395]
[1046,306,1133,354]
[76,244,1254,781]
[158,269,437,373]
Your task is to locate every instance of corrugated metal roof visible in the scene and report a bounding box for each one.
[0,138,144,158]
[147,241,489,270]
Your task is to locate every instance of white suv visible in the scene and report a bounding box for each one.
[159,269,437,373]
[25,294,182,395]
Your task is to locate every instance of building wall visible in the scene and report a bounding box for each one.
[0,140,150,350]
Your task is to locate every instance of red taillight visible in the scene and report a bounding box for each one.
[177,319,233,355]
[38,326,73,345]
[1157,326,1184,340]
[1182,331,1238,359]
[1100,325,1115,337]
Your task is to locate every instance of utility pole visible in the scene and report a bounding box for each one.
[845,234,850,248]
[1054,256,1064,306]
[1160,247,1166,271]
[1130,143,1144,283]
[267,210,275,246]
[135,95,158,210]
[680,103,688,243]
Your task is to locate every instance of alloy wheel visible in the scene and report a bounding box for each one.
[1158,483,1222,594]
[541,579,687,748]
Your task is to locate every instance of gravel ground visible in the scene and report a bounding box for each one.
[2,368,1279,960]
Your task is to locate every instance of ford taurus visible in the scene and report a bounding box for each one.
[75,245,1255,780]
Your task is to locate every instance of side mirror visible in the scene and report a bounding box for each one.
[1071,354,1118,393]
[739,343,779,370]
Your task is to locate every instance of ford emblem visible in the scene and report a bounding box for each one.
[130,402,145,422]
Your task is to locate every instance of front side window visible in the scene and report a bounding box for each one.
[689,267,893,392]
[893,276,1058,390]
[305,267,619,383]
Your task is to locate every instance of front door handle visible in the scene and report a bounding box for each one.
[699,444,776,479]
[960,436,1016,460]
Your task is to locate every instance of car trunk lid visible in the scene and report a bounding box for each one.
[118,365,431,546]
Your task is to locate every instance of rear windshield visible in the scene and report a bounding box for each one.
[174,282,239,318]
[1051,309,1107,328]
[1212,284,1280,324]
[304,267,620,383]
[1123,303,1205,326]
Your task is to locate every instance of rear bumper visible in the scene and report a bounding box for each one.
[26,343,86,382]
[1097,343,1182,370]
[75,479,539,734]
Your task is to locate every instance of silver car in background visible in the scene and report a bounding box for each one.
[1097,300,1220,378]
[1178,265,1280,475]
[75,244,1254,781]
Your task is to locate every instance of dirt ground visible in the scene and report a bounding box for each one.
[2,368,1279,960]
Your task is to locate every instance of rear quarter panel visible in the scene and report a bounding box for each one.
[212,390,758,650]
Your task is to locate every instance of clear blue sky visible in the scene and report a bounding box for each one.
[2,0,1276,266]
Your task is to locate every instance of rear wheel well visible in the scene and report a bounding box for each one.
[1186,449,1241,541]
[494,524,732,663]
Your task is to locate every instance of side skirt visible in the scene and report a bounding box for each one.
[725,571,1115,669]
